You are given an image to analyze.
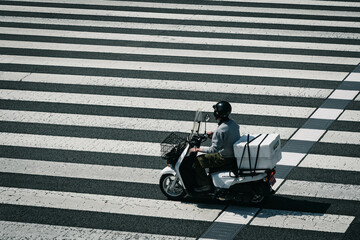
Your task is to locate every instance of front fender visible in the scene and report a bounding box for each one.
[160,166,176,176]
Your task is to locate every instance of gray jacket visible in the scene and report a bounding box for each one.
[202,118,240,158]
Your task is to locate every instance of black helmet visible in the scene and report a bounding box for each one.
[213,101,232,118]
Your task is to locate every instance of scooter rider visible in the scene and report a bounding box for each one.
[189,101,240,192]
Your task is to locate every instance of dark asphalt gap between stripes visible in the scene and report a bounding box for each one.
[2,1,360,22]
[2,25,360,46]
[0,48,355,72]
[0,100,308,128]
[1,10,360,34]
[328,121,360,132]
[0,204,212,238]
[0,172,164,200]
[0,81,326,108]
[286,167,360,185]
[0,121,172,143]
[310,142,360,158]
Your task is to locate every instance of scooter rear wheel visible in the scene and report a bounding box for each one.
[160,174,186,200]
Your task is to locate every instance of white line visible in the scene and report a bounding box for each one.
[0,187,224,222]
[1,40,357,66]
[290,129,326,142]
[7,0,360,17]
[346,72,360,82]
[1,17,360,40]
[0,158,159,185]
[0,132,160,157]
[299,154,360,172]
[209,0,360,7]
[0,89,315,118]
[251,209,355,233]
[0,221,195,240]
[320,130,360,145]
[0,55,348,81]
[338,110,360,122]
[2,5,359,28]
[0,110,297,139]
[277,180,360,201]
[0,71,334,98]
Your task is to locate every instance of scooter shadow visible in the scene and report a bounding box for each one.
[178,195,330,215]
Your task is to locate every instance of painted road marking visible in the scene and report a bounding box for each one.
[0,221,196,240]
[0,55,348,81]
[0,89,315,118]
[0,187,223,222]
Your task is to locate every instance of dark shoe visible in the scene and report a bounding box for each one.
[194,185,211,193]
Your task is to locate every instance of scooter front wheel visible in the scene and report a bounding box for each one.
[159,174,186,201]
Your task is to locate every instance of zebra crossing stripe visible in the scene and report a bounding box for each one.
[250,209,355,233]
[277,180,360,201]
[0,55,349,81]
[0,221,196,240]
[2,5,359,28]
[338,110,360,122]
[0,158,160,185]
[0,89,315,118]
[6,0,360,17]
[299,154,360,172]
[0,110,297,139]
[209,0,360,7]
[0,72,334,99]
[1,40,358,66]
[0,187,224,222]
[320,130,360,145]
[1,20,360,42]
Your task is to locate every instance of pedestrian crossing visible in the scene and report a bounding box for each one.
[0,0,359,239]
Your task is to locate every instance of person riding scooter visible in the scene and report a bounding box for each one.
[189,101,240,192]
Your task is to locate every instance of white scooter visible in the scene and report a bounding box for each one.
[159,111,278,204]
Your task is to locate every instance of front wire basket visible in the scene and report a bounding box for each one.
[160,132,189,162]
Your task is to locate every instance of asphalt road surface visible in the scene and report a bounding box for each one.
[0,0,359,239]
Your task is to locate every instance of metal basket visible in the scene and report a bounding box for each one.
[160,132,189,161]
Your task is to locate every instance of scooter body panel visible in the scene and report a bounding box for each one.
[211,172,267,189]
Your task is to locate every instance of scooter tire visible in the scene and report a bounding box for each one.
[159,174,186,201]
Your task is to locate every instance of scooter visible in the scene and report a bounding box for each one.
[159,111,277,204]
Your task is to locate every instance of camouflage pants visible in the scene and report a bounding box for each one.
[193,153,234,186]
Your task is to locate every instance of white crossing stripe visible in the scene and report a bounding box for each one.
[0,158,160,185]
[0,55,348,81]
[0,187,224,222]
[209,0,360,7]
[7,0,360,17]
[277,180,360,201]
[251,209,355,233]
[0,71,333,98]
[0,221,196,240]
[338,110,360,122]
[1,18,360,42]
[299,154,360,172]
[320,130,360,145]
[0,132,160,156]
[0,89,315,118]
[2,5,359,28]
[0,110,296,139]
[1,40,357,66]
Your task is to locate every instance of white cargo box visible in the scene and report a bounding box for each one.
[233,134,281,171]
